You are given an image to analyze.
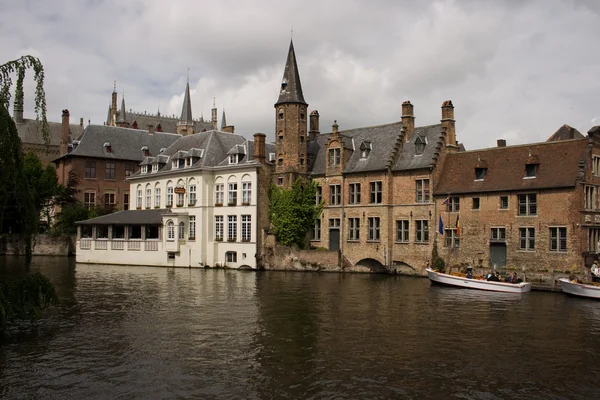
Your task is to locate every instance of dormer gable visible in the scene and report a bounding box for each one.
[227,144,246,164]
[359,140,372,159]
[524,151,540,179]
[414,134,427,155]
[474,157,488,181]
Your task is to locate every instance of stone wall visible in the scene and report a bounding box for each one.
[260,244,341,272]
[0,234,75,256]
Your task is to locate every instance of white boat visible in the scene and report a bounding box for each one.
[558,278,600,299]
[426,268,532,293]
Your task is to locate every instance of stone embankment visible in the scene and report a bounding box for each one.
[0,234,75,256]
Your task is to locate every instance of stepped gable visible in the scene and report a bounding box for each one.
[434,138,589,195]
[392,124,444,171]
[61,125,181,161]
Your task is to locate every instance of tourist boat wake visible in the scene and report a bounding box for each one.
[426,268,532,293]
[558,278,600,299]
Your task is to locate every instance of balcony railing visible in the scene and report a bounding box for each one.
[111,240,125,250]
[79,239,162,252]
[95,240,108,250]
[127,241,141,251]
[145,241,159,251]
[80,239,92,250]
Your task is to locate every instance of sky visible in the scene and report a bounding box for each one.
[2,0,600,149]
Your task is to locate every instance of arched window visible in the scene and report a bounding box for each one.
[178,221,185,240]
[166,220,175,241]
[278,108,284,120]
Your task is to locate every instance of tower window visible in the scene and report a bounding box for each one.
[278,108,284,120]
[278,158,283,166]
[300,111,305,120]
[278,135,283,143]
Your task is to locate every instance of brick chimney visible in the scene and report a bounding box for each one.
[148,124,155,134]
[309,110,320,141]
[80,117,84,127]
[401,101,415,141]
[222,126,235,134]
[60,109,70,155]
[441,100,458,151]
[254,133,266,164]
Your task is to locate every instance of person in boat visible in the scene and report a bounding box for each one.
[466,266,473,279]
[591,261,600,283]
[487,270,500,282]
[510,272,522,284]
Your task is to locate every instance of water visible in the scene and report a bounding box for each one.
[1,256,599,399]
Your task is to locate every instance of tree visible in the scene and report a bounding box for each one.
[23,152,62,230]
[269,179,323,248]
[431,240,446,273]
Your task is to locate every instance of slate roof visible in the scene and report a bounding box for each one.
[434,138,588,195]
[308,122,443,175]
[16,118,84,147]
[276,40,307,105]
[180,82,193,123]
[546,124,584,142]
[76,209,169,225]
[54,125,181,162]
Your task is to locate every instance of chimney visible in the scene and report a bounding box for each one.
[441,100,457,151]
[497,139,506,147]
[222,125,235,134]
[254,133,266,164]
[401,101,415,141]
[309,110,320,141]
[60,109,70,155]
[148,125,155,134]
[80,117,84,127]
[111,82,117,126]
[331,120,339,137]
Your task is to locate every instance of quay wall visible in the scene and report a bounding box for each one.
[0,234,75,256]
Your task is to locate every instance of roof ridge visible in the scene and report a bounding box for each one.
[451,137,587,155]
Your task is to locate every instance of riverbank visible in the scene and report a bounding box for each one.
[0,234,75,256]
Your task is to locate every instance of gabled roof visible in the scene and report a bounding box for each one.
[16,118,84,147]
[434,138,588,195]
[275,40,307,105]
[54,125,181,162]
[546,124,584,142]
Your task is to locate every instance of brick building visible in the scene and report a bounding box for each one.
[434,131,600,274]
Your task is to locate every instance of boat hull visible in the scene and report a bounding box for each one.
[558,278,600,299]
[426,268,532,293]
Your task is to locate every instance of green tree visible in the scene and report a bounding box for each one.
[23,152,62,230]
[269,179,323,248]
[431,240,446,272]
[52,202,90,236]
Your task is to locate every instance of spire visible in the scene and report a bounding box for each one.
[180,81,193,123]
[106,104,111,125]
[276,40,306,105]
[117,96,127,123]
[221,109,227,130]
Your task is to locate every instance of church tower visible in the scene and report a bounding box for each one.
[274,40,308,186]
[116,96,130,128]
[177,80,195,136]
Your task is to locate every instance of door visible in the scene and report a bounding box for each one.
[329,229,340,251]
[490,243,507,268]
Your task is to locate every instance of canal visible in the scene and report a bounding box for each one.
[1,256,599,399]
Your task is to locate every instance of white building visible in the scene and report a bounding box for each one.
[76,130,273,269]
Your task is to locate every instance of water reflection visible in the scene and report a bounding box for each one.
[0,259,599,399]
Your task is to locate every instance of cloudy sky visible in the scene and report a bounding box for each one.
[2,0,599,149]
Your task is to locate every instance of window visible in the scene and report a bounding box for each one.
[176,192,184,207]
[145,189,151,209]
[228,215,237,241]
[416,179,430,202]
[311,219,321,241]
[123,193,129,210]
[585,186,596,210]
[229,154,238,164]
[228,183,238,206]
[368,217,380,241]
[500,196,508,210]
[475,168,486,180]
[349,183,361,204]
[445,229,460,248]
[177,159,185,169]
[300,136,305,143]
[348,218,360,241]
[129,225,142,239]
[104,193,115,211]
[518,193,537,216]
[549,227,567,252]
[226,251,237,263]
[215,216,224,240]
[242,215,251,242]
[84,192,95,209]
[85,161,96,179]
[316,186,322,205]
[167,221,175,241]
[277,177,283,185]
[215,184,224,205]
[152,163,159,173]
[189,185,197,205]
[137,189,143,209]
[278,158,283,167]
[415,220,429,243]
[125,164,135,177]
[167,187,173,207]
[189,216,196,240]
[447,196,460,212]
[370,181,382,204]
[330,184,341,205]
[155,188,161,208]
[278,135,283,144]
[519,227,535,251]
[472,197,480,210]
[329,218,340,228]
[396,220,409,242]
[490,227,506,242]
[594,155,600,177]
[141,165,148,174]
[278,108,284,120]
[242,182,251,205]
[178,221,185,240]
[525,164,537,178]
[105,162,115,180]
[329,148,340,166]
[146,225,159,239]
[300,157,305,166]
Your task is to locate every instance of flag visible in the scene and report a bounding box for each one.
[442,196,450,205]
[456,215,461,236]
[438,216,444,235]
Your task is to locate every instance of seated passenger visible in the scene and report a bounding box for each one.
[466,267,473,279]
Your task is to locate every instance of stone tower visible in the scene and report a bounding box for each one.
[110,81,117,127]
[177,81,195,136]
[274,40,308,186]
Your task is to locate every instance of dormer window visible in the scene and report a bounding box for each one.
[141,165,148,174]
[525,164,537,178]
[152,163,159,173]
[475,167,487,180]
[177,159,185,169]
[414,136,426,155]
[229,154,239,164]
[329,148,341,166]
[359,140,372,159]
[103,142,111,153]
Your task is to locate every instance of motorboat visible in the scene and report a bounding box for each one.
[426,268,532,293]
[558,278,600,299]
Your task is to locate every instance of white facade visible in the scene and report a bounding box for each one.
[76,163,261,269]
